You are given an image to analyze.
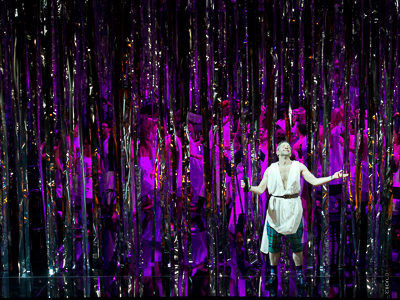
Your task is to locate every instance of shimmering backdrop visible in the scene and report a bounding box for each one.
[0,0,399,298]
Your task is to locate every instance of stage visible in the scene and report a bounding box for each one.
[0,0,399,298]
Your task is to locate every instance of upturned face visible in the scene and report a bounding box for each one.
[277,142,292,157]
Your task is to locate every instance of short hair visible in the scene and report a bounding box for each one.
[276,140,291,152]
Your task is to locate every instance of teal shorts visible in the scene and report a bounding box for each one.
[266,220,303,253]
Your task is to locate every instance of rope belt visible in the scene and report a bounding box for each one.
[271,193,300,199]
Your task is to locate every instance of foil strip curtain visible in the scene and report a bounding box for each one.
[306,0,319,295]
[0,0,11,280]
[0,0,399,298]
[340,1,353,297]
[320,2,331,297]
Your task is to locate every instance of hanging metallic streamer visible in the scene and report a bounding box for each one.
[87,42,103,298]
[214,1,226,296]
[330,3,347,293]
[61,40,74,279]
[18,4,32,279]
[305,0,319,295]
[186,1,196,295]
[108,3,126,296]
[320,1,332,296]
[354,1,367,295]
[164,1,180,295]
[7,3,32,280]
[205,0,217,295]
[179,3,194,295]
[246,0,262,296]
[84,2,104,295]
[364,2,378,296]
[130,19,140,294]
[113,7,135,295]
[76,0,90,277]
[249,71,262,296]
[256,0,267,295]
[40,0,60,277]
[157,27,170,296]
[379,1,398,298]
[339,1,353,297]
[229,1,240,296]
[122,1,138,296]
[0,0,10,280]
[277,1,291,297]
[197,0,215,296]
[150,0,161,295]
[346,1,361,297]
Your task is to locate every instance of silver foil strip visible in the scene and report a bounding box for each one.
[8,3,32,278]
[126,2,136,297]
[107,3,125,292]
[379,2,398,298]
[18,4,33,278]
[354,4,365,295]
[366,2,379,296]
[186,2,196,294]
[182,119,191,297]
[168,109,179,298]
[320,2,331,296]
[0,0,10,276]
[197,0,214,296]
[220,0,231,296]
[61,49,74,276]
[159,37,171,296]
[230,1,240,296]
[149,1,160,296]
[306,0,319,293]
[339,1,352,297]
[0,2,13,277]
[205,0,217,296]
[278,1,291,297]
[75,0,90,275]
[40,0,59,277]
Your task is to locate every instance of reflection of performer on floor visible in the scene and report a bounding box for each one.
[241,141,348,296]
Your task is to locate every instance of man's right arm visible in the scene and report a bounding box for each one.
[241,168,268,195]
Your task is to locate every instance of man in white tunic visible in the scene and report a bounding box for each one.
[241,140,348,296]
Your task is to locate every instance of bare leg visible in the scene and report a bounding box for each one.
[293,251,303,266]
[269,252,281,266]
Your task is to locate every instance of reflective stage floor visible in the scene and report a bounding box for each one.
[0,273,399,298]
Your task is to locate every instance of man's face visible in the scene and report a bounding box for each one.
[277,142,292,157]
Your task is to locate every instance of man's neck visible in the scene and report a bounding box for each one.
[278,156,291,166]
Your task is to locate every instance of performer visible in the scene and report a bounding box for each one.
[241,140,348,296]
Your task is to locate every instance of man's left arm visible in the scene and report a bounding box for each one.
[299,163,348,186]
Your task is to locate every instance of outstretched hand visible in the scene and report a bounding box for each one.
[332,169,349,180]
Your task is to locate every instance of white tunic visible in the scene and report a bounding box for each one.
[260,160,303,254]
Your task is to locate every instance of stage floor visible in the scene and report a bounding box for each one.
[0,273,399,298]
